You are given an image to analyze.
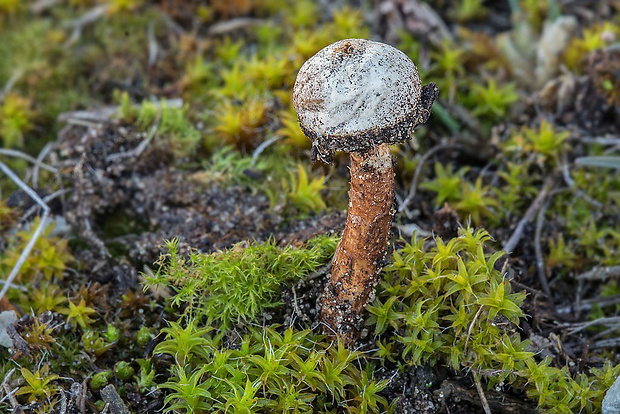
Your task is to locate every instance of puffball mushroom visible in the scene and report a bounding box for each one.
[293,38,438,344]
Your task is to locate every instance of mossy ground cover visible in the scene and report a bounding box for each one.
[0,1,619,413]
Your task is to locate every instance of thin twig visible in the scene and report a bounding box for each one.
[291,286,309,323]
[306,263,332,280]
[510,280,548,298]
[79,378,87,414]
[0,149,59,174]
[0,368,16,404]
[0,162,50,300]
[21,188,72,222]
[394,222,431,238]
[398,143,461,213]
[251,136,280,166]
[0,383,18,408]
[58,388,67,414]
[106,128,156,162]
[147,22,158,66]
[534,197,553,300]
[106,104,162,163]
[588,338,620,350]
[32,142,54,188]
[561,158,603,208]
[590,326,620,343]
[0,69,24,101]
[64,5,109,46]
[581,136,620,145]
[473,374,493,414]
[29,0,62,13]
[158,9,186,35]
[0,279,28,292]
[575,265,620,281]
[566,336,620,354]
[566,316,620,336]
[556,295,620,314]
[57,107,118,124]
[207,18,268,36]
[464,306,484,353]
[100,384,129,414]
[0,369,18,409]
[503,177,554,254]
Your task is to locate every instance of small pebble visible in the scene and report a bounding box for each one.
[0,311,17,348]
[603,374,620,414]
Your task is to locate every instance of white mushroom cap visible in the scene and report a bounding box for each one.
[293,38,437,163]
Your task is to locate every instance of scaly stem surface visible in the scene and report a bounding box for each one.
[321,143,394,344]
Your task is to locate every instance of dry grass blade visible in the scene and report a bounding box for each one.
[474,374,493,414]
[0,162,50,299]
[576,265,620,281]
[503,177,555,254]
[0,149,59,174]
[398,143,462,213]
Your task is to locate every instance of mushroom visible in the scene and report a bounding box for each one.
[292,38,438,343]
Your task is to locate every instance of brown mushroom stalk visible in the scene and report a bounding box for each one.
[293,39,438,343]
[322,143,394,342]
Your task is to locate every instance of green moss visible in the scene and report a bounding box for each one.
[419,163,497,225]
[504,119,570,163]
[213,97,268,151]
[283,164,326,216]
[16,365,59,403]
[0,92,35,148]
[156,325,389,413]
[450,0,487,22]
[493,161,537,221]
[429,39,466,102]
[563,21,620,71]
[420,163,470,206]
[1,218,74,284]
[114,361,135,381]
[116,93,202,158]
[370,227,620,413]
[0,0,23,15]
[145,235,337,328]
[61,298,98,330]
[0,18,92,151]
[467,78,519,121]
[90,370,113,390]
[145,231,403,412]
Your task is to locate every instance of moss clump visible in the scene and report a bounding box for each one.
[157,324,389,413]
[148,235,395,413]
[1,218,74,283]
[563,21,620,72]
[116,92,202,159]
[282,164,326,216]
[504,118,571,164]
[0,92,35,148]
[146,235,337,328]
[369,227,620,413]
[420,163,497,225]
